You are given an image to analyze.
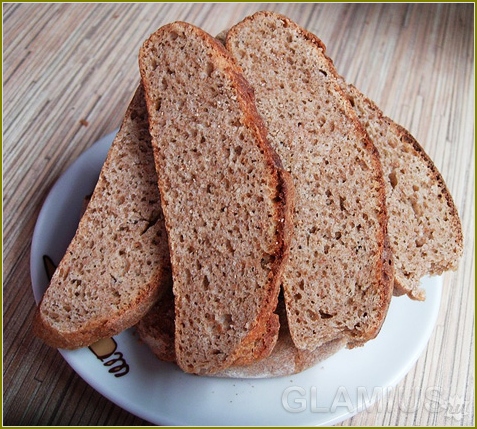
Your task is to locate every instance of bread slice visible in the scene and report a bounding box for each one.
[225,11,394,351]
[33,85,173,349]
[136,293,346,378]
[339,82,464,300]
[138,22,294,375]
[136,287,177,363]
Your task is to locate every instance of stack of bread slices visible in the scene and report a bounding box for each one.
[34,11,463,378]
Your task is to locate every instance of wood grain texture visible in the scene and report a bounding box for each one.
[3,3,473,426]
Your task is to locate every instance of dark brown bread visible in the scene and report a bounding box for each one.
[225,11,394,351]
[339,83,464,300]
[139,21,294,375]
[136,287,176,363]
[33,86,173,349]
[136,293,346,378]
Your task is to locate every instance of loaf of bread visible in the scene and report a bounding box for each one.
[33,85,173,349]
[339,82,464,300]
[139,21,294,375]
[225,11,394,351]
[136,292,346,378]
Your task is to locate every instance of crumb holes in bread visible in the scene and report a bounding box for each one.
[306,309,320,321]
[260,253,276,270]
[218,313,233,328]
[339,196,346,211]
[415,237,426,248]
[206,62,214,77]
[389,170,398,188]
[225,239,234,253]
[410,196,423,217]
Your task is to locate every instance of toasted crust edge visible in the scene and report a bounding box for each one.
[225,11,394,349]
[33,86,170,350]
[138,21,295,374]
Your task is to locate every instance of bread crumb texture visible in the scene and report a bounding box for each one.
[343,83,463,300]
[226,12,392,351]
[35,87,172,349]
[140,22,288,374]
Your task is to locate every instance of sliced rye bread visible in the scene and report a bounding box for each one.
[136,287,177,363]
[136,292,346,378]
[33,85,173,349]
[225,11,394,351]
[138,21,294,375]
[339,82,464,300]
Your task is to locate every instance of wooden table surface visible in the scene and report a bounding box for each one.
[3,3,474,426]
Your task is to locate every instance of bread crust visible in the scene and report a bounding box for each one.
[33,86,172,349]
[137,293,346,378]
[225,11,394,350]
[342,83,463,300]
[139,21,294,374]
[300,17,394,347]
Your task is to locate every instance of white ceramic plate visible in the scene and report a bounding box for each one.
[30,131,442,426]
